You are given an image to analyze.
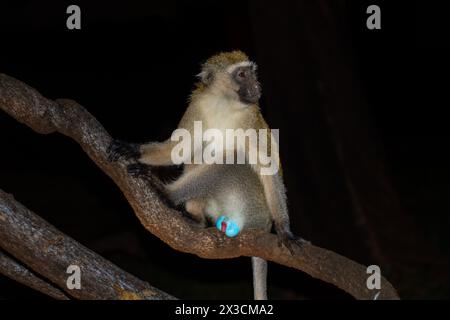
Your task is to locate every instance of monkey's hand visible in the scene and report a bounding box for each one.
[275,226,310,255]
[127,163,151,178]
[107,139,140,162]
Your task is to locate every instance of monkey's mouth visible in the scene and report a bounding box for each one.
[239,85,261,105]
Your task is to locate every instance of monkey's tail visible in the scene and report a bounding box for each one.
[251,256,267,300]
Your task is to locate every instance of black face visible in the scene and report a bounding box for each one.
[232,66,261,104]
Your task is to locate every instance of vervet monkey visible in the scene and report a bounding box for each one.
[108,51,307,299]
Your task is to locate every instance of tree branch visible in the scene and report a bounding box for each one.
[0,73,399,299]
[0,189,175,300]
[0,250,69,300]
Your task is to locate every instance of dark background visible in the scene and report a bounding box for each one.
[0,0,449,299]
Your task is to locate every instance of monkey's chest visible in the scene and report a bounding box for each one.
[199,97,252,130]
[203,109,247,131]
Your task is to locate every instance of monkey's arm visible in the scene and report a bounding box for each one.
[138,140,177,166]
[108,139,177,166]
[258,171,308,253]
[250,123,307,250]
[117,108,196,165]
[260,173,290,235]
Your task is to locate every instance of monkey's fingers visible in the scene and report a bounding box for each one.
[107,140,140,162]
[277,235,294,255]
[294,237,311,246]
[277,233,310,255]
[127,163,151,178]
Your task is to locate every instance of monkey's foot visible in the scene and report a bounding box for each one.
[107,139,140,162]
[127,163,177,209]
[277,231,310,255]
[180,210,207,228]
[127,163,169,199]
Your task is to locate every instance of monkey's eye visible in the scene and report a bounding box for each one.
[238,71,246,78]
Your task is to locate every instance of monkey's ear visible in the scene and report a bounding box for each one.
[197,69,214,86]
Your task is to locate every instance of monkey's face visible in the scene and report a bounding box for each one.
[199,59,261,105]
[230,65,261,105]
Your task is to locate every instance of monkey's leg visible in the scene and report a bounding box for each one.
[185,199,207,226]
[125,162,179,209]
[165,165,219,205]
[252,257,268,300]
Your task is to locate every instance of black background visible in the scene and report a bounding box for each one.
[0,0,449,299]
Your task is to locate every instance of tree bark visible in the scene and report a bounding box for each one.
[0,250,69,300]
